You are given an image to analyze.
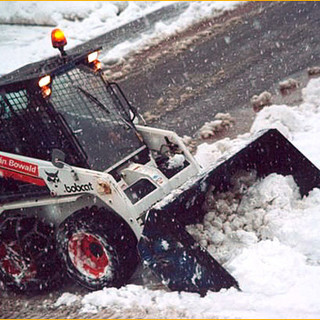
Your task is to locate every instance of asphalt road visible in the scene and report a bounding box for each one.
[114,2,320,136]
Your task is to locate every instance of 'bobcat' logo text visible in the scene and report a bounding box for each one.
[64,182,94,193]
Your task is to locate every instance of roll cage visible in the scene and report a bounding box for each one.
[0,48,146,202]
[0,49,144,171]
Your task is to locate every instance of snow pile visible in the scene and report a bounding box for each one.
[308,66,320,76]
[56,246,320,318]
[192,78,320,269]
[251,90,272,112]
[55,292,81,307]
[288,78,320,168]
[195,131,251,169]
[198,113,235,139]
[250,104,303,139]
[0,2,164,30]
[279,78,300,92]
[188,173,301,265]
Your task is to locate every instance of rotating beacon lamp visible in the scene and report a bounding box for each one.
[51,28,101,71]
[51,28,67,56]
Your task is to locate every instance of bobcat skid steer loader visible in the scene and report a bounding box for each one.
[1,29,320,294]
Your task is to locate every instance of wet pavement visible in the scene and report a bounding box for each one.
[115,2,320,137]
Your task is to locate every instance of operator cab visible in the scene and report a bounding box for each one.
[0,29,148,202]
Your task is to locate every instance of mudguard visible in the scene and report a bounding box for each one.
[138,129,320,294]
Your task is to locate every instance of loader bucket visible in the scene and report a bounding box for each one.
[138,129,320,294]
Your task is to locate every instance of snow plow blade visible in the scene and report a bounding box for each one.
[138,209,240,294]
[138,129,320,294]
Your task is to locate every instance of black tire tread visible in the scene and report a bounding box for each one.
[57,206,139,290]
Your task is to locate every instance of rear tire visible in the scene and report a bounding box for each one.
[0,213,62,292]
[56,206,139,290]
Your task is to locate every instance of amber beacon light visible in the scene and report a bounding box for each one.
[51,28,67,56]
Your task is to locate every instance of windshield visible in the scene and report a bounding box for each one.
[50,67,144,171]
[0,88,87,168]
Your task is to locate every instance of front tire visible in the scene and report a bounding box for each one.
[56,206,139,290]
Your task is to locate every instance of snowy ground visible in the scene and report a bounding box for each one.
[2,1,320,319]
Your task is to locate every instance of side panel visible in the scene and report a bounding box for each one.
[0,153,50,204]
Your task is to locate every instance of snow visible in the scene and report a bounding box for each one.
[167,154,185,169]
[195,132,251,168]
[0,1,170,75]
[0,1,240,76]
[55,292,80,307]
[198,113,235,139]
[3,1,320,318]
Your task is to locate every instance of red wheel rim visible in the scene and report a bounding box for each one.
[0,241,37,283]
[68,233,110,279]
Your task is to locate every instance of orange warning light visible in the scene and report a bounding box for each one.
[51,28,67,49]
